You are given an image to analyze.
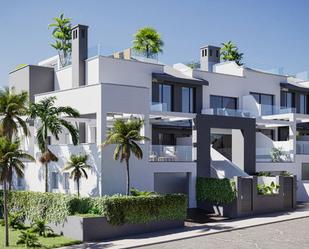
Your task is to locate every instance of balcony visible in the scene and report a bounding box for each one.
[150,102,169,112]
[259,104,296,116]
[256,148,294,163]
[149,145,193,162]
[202,108,253,118]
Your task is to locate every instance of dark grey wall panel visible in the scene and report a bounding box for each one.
[195,114,256,177]
[154,172,189,194]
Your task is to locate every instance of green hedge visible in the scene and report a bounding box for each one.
[0,191,187,225]
[196,177,237,205]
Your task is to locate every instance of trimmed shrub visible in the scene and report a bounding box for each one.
[196,177,237,205]
[104,194,187,225]
[0,191,187,225]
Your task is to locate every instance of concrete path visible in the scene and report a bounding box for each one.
[143,217,309,249]
[60,208,309,249]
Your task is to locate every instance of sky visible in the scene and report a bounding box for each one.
[1,0,309,86]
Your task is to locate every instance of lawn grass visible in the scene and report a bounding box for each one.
[0,225,81,248]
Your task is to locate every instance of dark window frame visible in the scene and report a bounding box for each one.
[158,83,173,112]
[181,87,196,113]
[210,95,238,110]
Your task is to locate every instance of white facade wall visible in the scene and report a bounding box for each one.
[54,66,72,90]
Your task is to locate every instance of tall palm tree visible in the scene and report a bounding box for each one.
[0,87,29,141]
[0,137,35,247]
[29,96,80,192]
[48,13,72,67]
[221,41,244,66]
[102,119,149,195]
[63,154,91,196]
[0,88,30,190]
[132,27,164,58]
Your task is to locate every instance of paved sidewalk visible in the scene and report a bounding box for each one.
[60,207,309,249]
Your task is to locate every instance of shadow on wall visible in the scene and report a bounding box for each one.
[48,143,101,196]
[297,180,309,202]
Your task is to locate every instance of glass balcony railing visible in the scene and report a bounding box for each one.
[259,104,296,116]
[256,148,294,163]
[297,141,309,154]
[203,108,253,118]
[149,145,193,162]
[150,102,169,112]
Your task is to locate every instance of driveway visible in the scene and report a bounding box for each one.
[143,217,309,249]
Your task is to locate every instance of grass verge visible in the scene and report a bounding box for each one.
[0,225,81,248]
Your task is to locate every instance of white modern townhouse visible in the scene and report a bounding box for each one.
[8,24,309,207]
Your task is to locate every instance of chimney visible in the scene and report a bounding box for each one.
[71,24,88,87]
[200,45,220,72]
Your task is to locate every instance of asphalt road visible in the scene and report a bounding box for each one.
[142,217,309,249]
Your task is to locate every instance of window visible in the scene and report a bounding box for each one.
[210,95,237,110]
[204,49,207,56]
[302,163,309,180]
[17,176,23,188]
[216,50,219,58]
[158,84,172,111]
[202,50,204,57]
[251,92,274,115]
[51,172,59,189]
[299,94,307,114]
[63,173,70,190]
[281,91,294,109]
[209,49,212,56]
[182,87,195,113]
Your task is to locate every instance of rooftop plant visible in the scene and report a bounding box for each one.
[221,41,244,66]
[48,13,72,67]
[132,27,164,59]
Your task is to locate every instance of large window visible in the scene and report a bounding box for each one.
[182,87,195,113]
[299,94,307,114]
[158,84,172,112]
[251,92,274,115]
[210,95,237,110]
[281,91,294,109]
[51,172,59,189]
[302,163,309,180]
[63,172,70,190]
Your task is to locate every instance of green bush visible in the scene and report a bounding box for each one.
[0,191,187,225]
[196,177,237,205]
[130,188,156,196]
[104,194,187,225]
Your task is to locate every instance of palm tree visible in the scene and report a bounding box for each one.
[0,137,35,247]
[221,41,244,66]
[102,119,149,195]
[0,87,29,141]
[63,154,91,196]
[132,27,164,58]
[29,96,80,192]
[30,219,54,237]
[48,13,72,67]
[0,88,30,190]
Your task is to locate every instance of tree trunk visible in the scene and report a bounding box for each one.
[126,159,130,195]
[77,179,80,197]
[3,179,9,247]
[146,45,149,58]
[44,131,49,193]
[8,167,12,191]
[45,162,48,192]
